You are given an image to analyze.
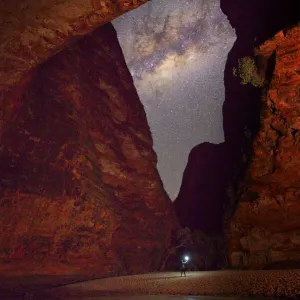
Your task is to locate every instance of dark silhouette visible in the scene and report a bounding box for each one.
[174,142,233,234]
[174,0,300,237]
[180,258,187,277]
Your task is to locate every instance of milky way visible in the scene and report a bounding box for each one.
[112,0,236,200]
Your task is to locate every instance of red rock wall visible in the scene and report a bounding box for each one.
[227,25,300,268]
[0,23,177,276]
[0,0,149,92]
[174,0,300,241]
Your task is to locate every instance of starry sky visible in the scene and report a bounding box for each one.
[112,0,236,200]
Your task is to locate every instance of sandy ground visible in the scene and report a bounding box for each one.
[46,270,300,299]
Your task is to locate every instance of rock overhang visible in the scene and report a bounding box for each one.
[0,0,150,93]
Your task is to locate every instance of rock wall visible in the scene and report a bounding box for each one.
[174,142,234,234]
[227,25,300,268]
[173,0,298,237]
[174,1,300,270]
[0,23,177,276]
[0,0,149,92]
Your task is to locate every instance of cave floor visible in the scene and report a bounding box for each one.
[1,270,300,299]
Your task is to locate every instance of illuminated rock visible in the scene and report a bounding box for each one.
[0,22,177,275]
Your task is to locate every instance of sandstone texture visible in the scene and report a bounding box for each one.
[174,1,300,239]
[174,1,300,271]
[227,25,300,268]
[0,23,177,275]
[0,0,149,93]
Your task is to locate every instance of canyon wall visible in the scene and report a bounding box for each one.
[0,23,177,276]
[227,24,300,268]
[174,142,233,234]
[174,0,300,270]
[174,0,286,238]
[1,0,299,273]
[0,0,149,92]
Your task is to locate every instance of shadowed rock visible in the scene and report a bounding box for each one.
[221,0,300,268]
[174,142,233,234]
[174,1,300,258]
[221,0,300,151]
[227,24,300,269]
[0,22,177,276]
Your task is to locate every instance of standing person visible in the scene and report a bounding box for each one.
[180,256,189,277]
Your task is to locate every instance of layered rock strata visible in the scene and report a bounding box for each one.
[227,25,300,268]
[0,0,149,92]
[0,23,177,275]
[174,1,300,270]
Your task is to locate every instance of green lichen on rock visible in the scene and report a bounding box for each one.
[234,57,264,88]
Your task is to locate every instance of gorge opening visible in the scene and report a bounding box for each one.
[112,0,236,200]
[0,0,300,283]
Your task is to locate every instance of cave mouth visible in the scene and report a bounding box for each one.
[112,0,236,201]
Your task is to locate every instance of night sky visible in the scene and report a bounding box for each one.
[112,0,236,200]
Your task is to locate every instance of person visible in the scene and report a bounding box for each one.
[180,258,187,277]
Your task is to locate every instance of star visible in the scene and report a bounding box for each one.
[113,0,236,200]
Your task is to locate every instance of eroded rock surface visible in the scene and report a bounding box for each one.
[228,25,300,268]
[174,1,300,238]
[0,23,177,275]
[0,0,149,92]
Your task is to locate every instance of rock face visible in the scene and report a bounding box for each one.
[0,0,149,92]
[227,25,300,268]
[0,23,177,275]
[221,0,300,190]
[174,1,300,269]
[173,0,295,237]
[174,143,233,234]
